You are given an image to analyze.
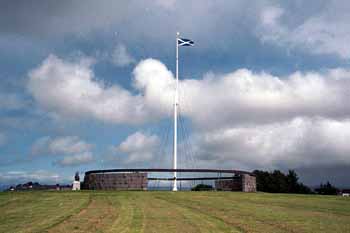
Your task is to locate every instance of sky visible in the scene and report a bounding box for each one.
[1,0,350,187]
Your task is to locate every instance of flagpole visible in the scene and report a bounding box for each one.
[173,32,179,191]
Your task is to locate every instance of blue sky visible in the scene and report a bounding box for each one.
[1,0,350,187]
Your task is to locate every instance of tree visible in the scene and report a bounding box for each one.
[296,183,313,194]
[253,170,270,192]
[253,169,313,194]
[286,170,298,192]
[315,182,338,195]
[271,170,288,193]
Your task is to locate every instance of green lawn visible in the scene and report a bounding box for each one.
[0,191,349,233]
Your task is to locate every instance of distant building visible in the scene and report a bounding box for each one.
[340,189,350,197]
[7,182,71,191]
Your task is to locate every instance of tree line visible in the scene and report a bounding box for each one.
[253,169,339,195]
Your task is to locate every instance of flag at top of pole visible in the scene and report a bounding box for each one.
[178,37,194,46]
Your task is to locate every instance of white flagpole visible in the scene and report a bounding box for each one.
[173,32,179,191]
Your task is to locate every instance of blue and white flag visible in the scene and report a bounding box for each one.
[178,38,194,46]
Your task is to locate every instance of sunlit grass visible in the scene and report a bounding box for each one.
[0,191,349,233]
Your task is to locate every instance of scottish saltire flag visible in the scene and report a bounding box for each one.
[178,38,194,46]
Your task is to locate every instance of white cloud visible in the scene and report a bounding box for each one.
[56,152,94,166]
[28,55,171,124]
[258,3,350,58]
[31,136,92,155]
[111,43,136,67]
[177,68,350,129]
[113,131,160,163]
[260,5,284,27]
[29,55,350,129]
[31,135,94,167]
[132,58,174,115]
[192,117,350,170]
[154,0,177,9]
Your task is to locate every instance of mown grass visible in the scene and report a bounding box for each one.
[0,191,349,233]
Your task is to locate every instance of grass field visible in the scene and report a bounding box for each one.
[0,191,349,233]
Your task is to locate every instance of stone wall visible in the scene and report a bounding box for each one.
[215,174,256,192]
[215,177,242,191]
[242,174,256,192]
[83,172,148,190]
